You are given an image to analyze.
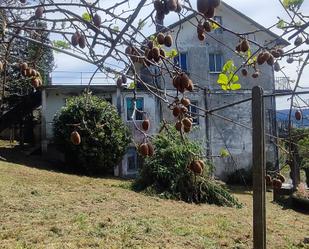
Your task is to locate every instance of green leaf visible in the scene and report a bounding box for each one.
[53,40,70,50]
[217,74,228,85]
[127,82,136,89]
[230,83,241,90]
[277,19,286,29]
[222,60,233,73]
[113,25,119,32]
[137,19,146,30]
[221,85,229,91]
[82,12,92,22]
[166,49,178,59]
[220,149,230,158]
[211,22,219,30]
[231,74,239,83]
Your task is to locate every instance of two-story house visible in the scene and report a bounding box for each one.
[40,2,289,179]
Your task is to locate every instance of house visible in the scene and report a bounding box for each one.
[41,2,289,179]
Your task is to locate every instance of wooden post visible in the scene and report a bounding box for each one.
[252,86,266,249]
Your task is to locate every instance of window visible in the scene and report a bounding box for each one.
[189,100,199,125]
[174,53,188,72]
[126,97,144,121]
[209,53,223,73]
[213,16,223,34]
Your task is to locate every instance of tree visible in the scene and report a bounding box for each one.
[53,93,131,174]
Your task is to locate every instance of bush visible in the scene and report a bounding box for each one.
[133,125,241,208]
[53,93,131,174]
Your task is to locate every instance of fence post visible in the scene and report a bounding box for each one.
[252,86,266,249]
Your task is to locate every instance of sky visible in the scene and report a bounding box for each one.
[51,0,309,110]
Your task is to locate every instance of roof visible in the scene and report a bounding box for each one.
[164,1,289,47]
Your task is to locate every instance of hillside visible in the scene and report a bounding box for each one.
[0,141,308,249]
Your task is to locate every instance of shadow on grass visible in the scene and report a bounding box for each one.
[0,141,129,181]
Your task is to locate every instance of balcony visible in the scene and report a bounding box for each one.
[275,77,293,92]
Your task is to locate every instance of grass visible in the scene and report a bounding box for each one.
[0,141,308,248]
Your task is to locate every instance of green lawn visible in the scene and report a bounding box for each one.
[0,141,308,249]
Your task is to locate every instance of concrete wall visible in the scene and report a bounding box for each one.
[154,4,280,179]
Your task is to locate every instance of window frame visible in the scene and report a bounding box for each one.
[126,97,144,121]
[209,53,223,74]
[174,52,188,72]
[127,147,141,172]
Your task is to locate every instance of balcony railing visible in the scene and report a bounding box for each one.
[275,77,293,91]
[49,71,116,85]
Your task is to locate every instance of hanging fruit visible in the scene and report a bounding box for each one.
[71,131,81,145]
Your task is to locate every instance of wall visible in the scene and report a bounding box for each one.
[154,4,280,179]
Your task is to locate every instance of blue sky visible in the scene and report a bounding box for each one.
[51,0,309,109]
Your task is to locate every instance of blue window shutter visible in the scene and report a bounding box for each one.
[209,54,215,72]
[216,54,223,72]
[180,53,187,71]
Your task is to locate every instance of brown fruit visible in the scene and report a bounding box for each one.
[35,6,44,19]
[203,21,212,32]
[164,35,173,47]
[146,48,154,61]
[277,174,285,183]
[148,40,154,49]
[271,50,280,58]
[272,179,282,189]
[21,70,27,77]
[142,119,150,131]
[295,110,302,121]
[156,11,165,22]
[262,51,270,62]
[93,13,101,27]
[31,78,40,88]
[198,33,205,41]
[20,62,28,71]
[154,0,164,12]
[287,57,294,64]
[125,46,133,55]
[71,32,79,47]
[267,54,274,66]
[197,160,205,169]
[152,47,160,62]
[274,61,280,72]
[173,75,181,89]
[197,23,205,35]
[183,125,191,133]
[147,143,154,157]
[240,39,249,52]
[252,72,259,79]
[0,61,3,71]
[235,44,241,53]
[210,0,221,8]
[181,106,188,114]
[187,80,194,91]
[294,36,303,46]
[157,33,165,45]
[175,121,182,131]
[176,1,182,12]
[241,68,248,76]
[277,48,284,56]
[204,6,215,18]
[116,77,123,88]
[26,68,33,77]
[182,118,192,129]
[122,75,127,84]
[71,131,81,145]
[190,160,203,174]
[179,73,190,89]
[257,52,266,65]
[78,34,86,49]
[173,106,181,117]
[181,97,190,107]
[31,69,37,77]
[159,48,166,58]
[139,143,149,157]
[197,0,210,14]
[167,0,177,11]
